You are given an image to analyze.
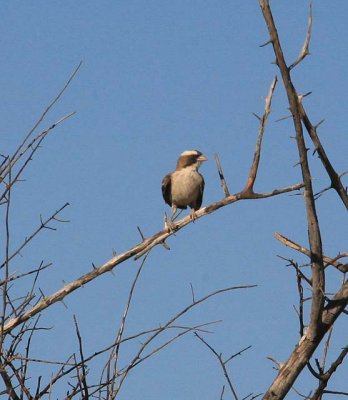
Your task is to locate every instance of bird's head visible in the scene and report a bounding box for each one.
[176,150,208,171]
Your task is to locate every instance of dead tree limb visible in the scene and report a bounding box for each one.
[258,0,346,398]
[275,233,348,274]
[1,180,301,336]
[260,0,324,337]
[244,76,277,193]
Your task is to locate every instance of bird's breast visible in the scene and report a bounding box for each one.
[170,169,203,207]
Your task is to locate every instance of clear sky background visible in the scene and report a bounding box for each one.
[1,1,347,398]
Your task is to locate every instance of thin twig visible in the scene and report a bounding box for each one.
[195,332,241,400]
[0,62,81,179]
[73,316,89,400]
[112,285,256,397]
[0,262,52,286]
[0,203,70,269]
[244,76,277,192]
[113,255,148,384]
[289,1,313,70]
[310,345,348,400]
[0,112,76,203]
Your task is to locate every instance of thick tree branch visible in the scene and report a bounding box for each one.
[259,0,330,398]
[260,0,324,337]
[263,281,348,400]
[1,180,300,336]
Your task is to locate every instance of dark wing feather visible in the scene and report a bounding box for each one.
[161,174,172,206]
[191,174,205,210]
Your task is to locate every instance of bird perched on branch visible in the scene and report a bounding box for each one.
[162,150,208,229]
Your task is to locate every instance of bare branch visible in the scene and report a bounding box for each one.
[321,390,348,397]
[73,316,89,400]
[0,62,81,180]
[0,203,70,269]
[112,255,148,380]
[258,1,344,397]
[0,112,76,203]
[261,0,325,339]
[244,76,277,192]
[111,285,256,397]
[289,1,313,70]
[0,261,52,286]
[2,180,298,335]
[275,233,348,274]
[0,368,21,400]
[1,160,12,352]
[195,332,240,400]
[300,104,348,209]
[310,345,348,400]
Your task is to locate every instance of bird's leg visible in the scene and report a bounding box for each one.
[172,206,185,222]
[164,207,177,233]
[189,209,198,222]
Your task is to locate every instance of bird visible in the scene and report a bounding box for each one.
[162,149,208,228]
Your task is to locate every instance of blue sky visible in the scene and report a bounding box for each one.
[1,1,348,398]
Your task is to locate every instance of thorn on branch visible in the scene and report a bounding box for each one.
[275,114,292,123]
[39,288,46,299]
[315,358,324,375]
[225,345,252,364]
[267,356,283,371]
[220,385,225,400]
[190,283,195,303]
[53,216,70,223]
[259,39,272,47]
[315,119,325,129]
[161,241,170,251]
[214,153,230,197]
[137,226,145,241]
[302,91,312,99]
[43,225,57,231]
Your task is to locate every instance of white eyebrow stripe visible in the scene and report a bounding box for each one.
[180,150,199,156]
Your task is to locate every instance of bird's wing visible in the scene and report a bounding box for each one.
[198,175,205,209]
[192,174,205,210]
[161,174,172,206]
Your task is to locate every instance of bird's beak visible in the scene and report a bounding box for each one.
[197,154,208,162]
